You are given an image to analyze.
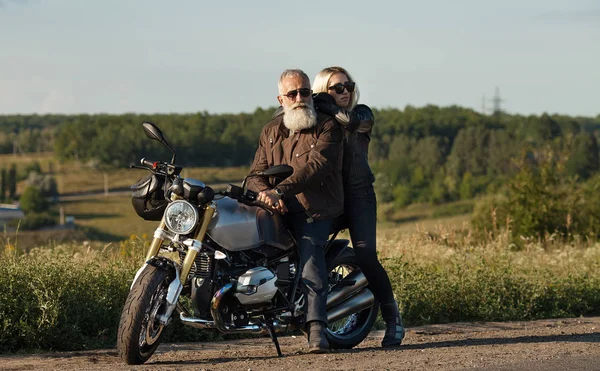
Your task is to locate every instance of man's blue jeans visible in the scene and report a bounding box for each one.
[285,211,333,325]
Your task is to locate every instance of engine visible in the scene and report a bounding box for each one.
[234,267,278,305]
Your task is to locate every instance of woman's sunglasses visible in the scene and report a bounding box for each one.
[328,82,356,94]
[283,88,312,99]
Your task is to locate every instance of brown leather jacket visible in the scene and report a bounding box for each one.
[247,112,344,220]
[273,94,376,192]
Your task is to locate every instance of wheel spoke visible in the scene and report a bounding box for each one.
[139,278,169,348]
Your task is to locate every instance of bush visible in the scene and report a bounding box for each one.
[18,161,42,181]
[392,184,413,208]
[382,242,600,326]
[471,146,600,245]
[373,172,395,203]
[25,172,59,198]
[471,194,510,237]
[0,239,227,353]
[18,212,57,230]
[431,200,475,218]
[19,186,49,213]
[0,247,134,352]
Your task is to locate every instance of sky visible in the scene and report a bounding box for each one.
[1,0,599,117]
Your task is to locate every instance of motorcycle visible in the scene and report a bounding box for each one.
[117,122,379,365]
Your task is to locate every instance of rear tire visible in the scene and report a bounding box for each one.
[117,264,174,365]
[326,248,379,349]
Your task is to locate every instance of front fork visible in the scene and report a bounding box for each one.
[136,203,216,325]
[178,204,216,284]
[144,203,216,279]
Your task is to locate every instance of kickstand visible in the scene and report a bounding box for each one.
[264,317,283,357]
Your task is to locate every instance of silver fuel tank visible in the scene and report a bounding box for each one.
[206,197,294,252]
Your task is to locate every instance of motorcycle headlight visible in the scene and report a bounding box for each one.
[164,200,199,235]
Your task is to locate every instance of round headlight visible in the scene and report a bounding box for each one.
[164,200,199,235]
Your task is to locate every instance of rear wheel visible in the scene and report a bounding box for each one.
[117,264,174,365]
[326,248,379,349]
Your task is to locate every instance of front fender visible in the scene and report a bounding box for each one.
[130,256,178,290]
[325,238,351,270]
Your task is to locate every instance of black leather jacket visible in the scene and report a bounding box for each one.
[271,94,375,192]
[312,93,376,192]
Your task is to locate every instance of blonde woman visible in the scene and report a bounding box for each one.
[312,66,404,347]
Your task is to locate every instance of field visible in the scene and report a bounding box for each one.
[1,152,251,247]
[1,152,249,195]
[2,152,599,354]
[2,152,476,247]
[2,225,599,353]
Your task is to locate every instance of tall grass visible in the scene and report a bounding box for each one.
[1,227,599,353]
[378,224,600,324]
[0,241,138,352]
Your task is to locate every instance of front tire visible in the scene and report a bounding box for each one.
[117,264,174,365]
[326,248,379,349]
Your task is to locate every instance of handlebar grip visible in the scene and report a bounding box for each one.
[140,158,155,168]
[244,189,257,202]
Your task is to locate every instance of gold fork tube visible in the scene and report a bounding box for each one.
[145,218,167,262]
[180,204,216,284]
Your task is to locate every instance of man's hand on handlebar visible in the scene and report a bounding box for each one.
[256,189,288,214]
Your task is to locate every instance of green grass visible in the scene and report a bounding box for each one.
[60,195,154,241]
[2,231,599,353]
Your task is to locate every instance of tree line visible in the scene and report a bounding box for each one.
[0,164,17,203]
[1,107,600,209]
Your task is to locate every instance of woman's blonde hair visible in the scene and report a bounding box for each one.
[312,66,360,110]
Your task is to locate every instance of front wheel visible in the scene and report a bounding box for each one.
[326,248,379,349]
[117,264,174,365]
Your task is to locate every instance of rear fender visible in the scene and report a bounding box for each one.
[325,239,351,270]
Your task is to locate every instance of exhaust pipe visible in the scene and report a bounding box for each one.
[197,283,289,334]
[326,270,369,309]
[179,313,217,329]
[184,271,373,332]
[181,312,290,334]
[327,288,375,323]
[209,283,262,333]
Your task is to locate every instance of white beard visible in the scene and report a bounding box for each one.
[283,103,317,132]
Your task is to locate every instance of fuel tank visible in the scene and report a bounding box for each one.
[207,197,294,252]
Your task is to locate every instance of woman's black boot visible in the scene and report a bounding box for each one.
[380,301,405,347]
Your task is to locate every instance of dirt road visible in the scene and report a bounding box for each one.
[2,317,599,371]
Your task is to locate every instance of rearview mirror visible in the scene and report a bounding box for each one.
[142,122,168,144]
[142,122,177,164]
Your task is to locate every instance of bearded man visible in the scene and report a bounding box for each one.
[246,69,344,353]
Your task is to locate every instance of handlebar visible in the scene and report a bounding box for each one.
[223,184,273,215]
[225,184,256,203]
[134,158,183,177]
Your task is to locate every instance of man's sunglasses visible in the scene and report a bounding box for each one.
[328,82,356,94]
[283,88,312,99]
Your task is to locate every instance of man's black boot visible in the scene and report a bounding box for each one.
[307,321,329,354]
[380,301,405,347]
